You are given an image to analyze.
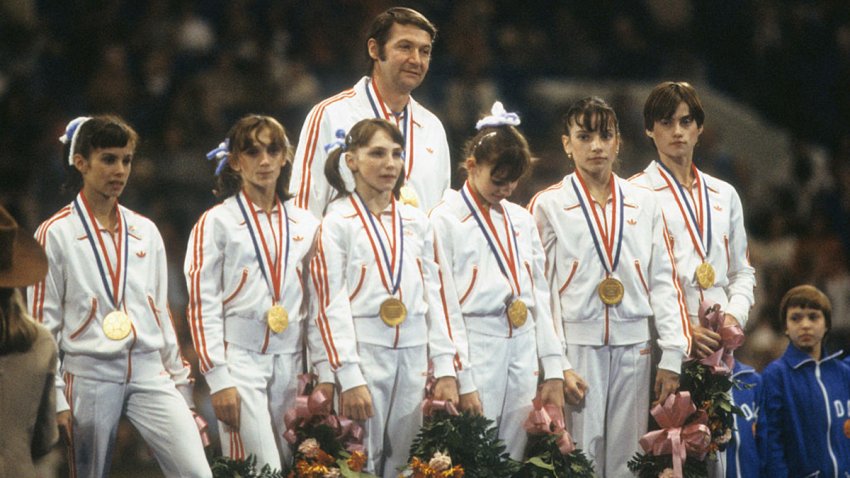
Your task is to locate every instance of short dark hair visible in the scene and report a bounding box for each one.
[61,115,138,194]
[562,96,620,137]
[643,81,705,132]
[214,115,293,201]
[779,284,832,332]
[463,125,531,183]
[366,7,436,67]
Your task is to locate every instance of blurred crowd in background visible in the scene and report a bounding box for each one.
[2,1,850,474]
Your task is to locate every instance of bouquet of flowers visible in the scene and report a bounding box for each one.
[628,301,746,478]
[282,374,375,478]
[402,392,519,478]
[516,397,595,478]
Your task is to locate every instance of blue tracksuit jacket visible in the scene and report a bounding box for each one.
[726,361,762,478]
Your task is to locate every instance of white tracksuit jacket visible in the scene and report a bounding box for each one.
[629,161,755,326]
[28,194,193,411]
[291,76,451,217]
[184,193,321,394]
[309,195,457,392]
[529,173,691,373]
[429,184,565,394]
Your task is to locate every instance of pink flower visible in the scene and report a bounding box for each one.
[298,438,320,458]
[429,451,452,471]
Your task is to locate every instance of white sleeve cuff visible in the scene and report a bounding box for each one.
[336,363,367,392]
[431,354,457,380]
[203,365,235,395]
[541,355,563,381]
[725,297,750,329]
[658,347,686,374]
[312,360,335,385]
[456,369,477,395]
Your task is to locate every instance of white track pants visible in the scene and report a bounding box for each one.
[217,345,301,471]
[357,343,427,478]
[64,373,211,478]
[564,342,651,478]
[469,329,537,460]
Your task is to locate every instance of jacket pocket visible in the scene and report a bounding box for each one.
[634,260,649,295]
[223,267,249,305]
[723,234,730,270]
[348,264,367,301]
[147,295,162,329]
[558,260,579,295]
[69,297,98,340]
[459,266,479,305]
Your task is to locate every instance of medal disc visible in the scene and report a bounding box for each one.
[507,299,528,327]
[267,304,289,333]
[695,262,716,290]
[102,310,131,340]
[399,185,419,208]
[379,298,407,327]
[597,277,624,306]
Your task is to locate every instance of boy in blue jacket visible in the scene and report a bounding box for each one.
[759,285,850,477]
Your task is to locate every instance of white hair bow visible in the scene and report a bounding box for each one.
[59,116,93,165]
[206,139,230,176]
[475,101,521,130]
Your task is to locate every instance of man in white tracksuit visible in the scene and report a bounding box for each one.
[291,6,451,216]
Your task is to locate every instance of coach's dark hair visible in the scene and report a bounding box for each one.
[462,125,531,183]
[214,115,293,201]
[366,7,436,71]
[325,118,405,201]
[61,115,138,194]
[643,81,705,131]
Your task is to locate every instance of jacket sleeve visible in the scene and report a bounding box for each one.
[648,202,690,373]
[530,199,570,372]
[528,219,565,381]
[292,104,337,217]
[28,224,70,412]
[759,369,789,477]
[310,218,364,393]
[724,188,756,327]
[419,219,458,381]
[152,230,194,408]
[184,211,232,395]
[304,230,334,385]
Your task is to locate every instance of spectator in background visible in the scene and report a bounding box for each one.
[0,205,57,478]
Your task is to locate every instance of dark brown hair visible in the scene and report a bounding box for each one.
[324,118,405,201]
[643,81,706,132]
[779,284,832,332]
[0,288,38,354]
[463,125,531,183]
[562,96,620,137]
[366,7,436,69]
[61,115,139,194]
[214,115,293,201]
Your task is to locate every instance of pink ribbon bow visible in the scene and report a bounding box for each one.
[639,392,711,478]
[698,301,745,374]
[192,411,211,447]
[281,374,365,454]
[422,398,460,417]
[523,397,575,454]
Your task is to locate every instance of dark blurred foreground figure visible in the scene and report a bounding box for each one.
[0,205,57,478]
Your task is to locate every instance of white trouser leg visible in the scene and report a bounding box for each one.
[605,342,651,478]
[565,344,610,477]
[66,374,124,478]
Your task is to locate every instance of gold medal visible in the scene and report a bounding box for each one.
[379,298,407,327]
[267,304,289,333]
[597,277,624,305]
[399,185,419,208]
[507,299,528,327]
[695,262,716,290]
[102,310,131,340]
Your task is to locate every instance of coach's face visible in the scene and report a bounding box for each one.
[369,23,432,94]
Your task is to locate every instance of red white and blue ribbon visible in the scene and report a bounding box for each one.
[656,162,712,261]
[350,193,403,295]
[73,192,129,311]
[570,172,625,275]
[460,182,521,297]
[365,77,414,181]
[235,191,290,304]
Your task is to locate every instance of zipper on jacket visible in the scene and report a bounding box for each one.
[814,364,840,475]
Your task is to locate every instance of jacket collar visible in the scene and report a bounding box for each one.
[782,342,843,369]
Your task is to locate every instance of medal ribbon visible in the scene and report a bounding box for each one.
[350,193,404,295]
[74,192,129,310]
[236,192,290,303]
[460,182,522,296]
[656,162,712,260]
[570,173,625,275]
[366,77,414,181]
